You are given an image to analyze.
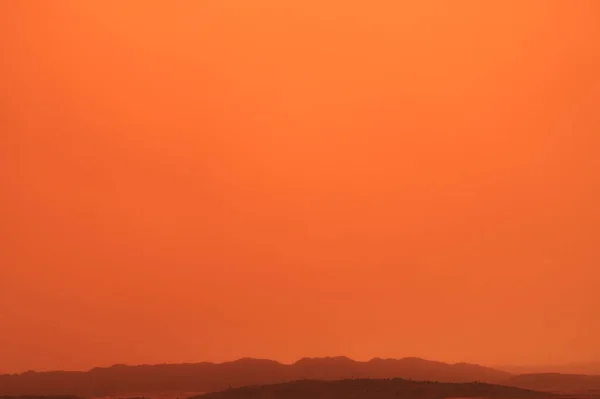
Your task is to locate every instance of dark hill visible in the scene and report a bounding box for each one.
[193,379,556,399]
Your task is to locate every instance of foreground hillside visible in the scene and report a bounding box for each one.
[0,396,81,399]
[194,379,557,399]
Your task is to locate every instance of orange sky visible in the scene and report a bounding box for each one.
[1,1,599,374]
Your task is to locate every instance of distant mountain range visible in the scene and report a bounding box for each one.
[1,357,599,397]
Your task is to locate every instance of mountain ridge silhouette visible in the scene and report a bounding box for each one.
[1,357,599,396]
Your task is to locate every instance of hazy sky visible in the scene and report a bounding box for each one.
[1,1,599,374]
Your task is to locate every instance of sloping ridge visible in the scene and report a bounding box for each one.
[194,379,556,399]
[506,373,600,392]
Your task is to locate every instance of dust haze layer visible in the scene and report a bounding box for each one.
[1,0,600,374]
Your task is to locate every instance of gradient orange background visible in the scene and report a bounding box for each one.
[1,1,599,374]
